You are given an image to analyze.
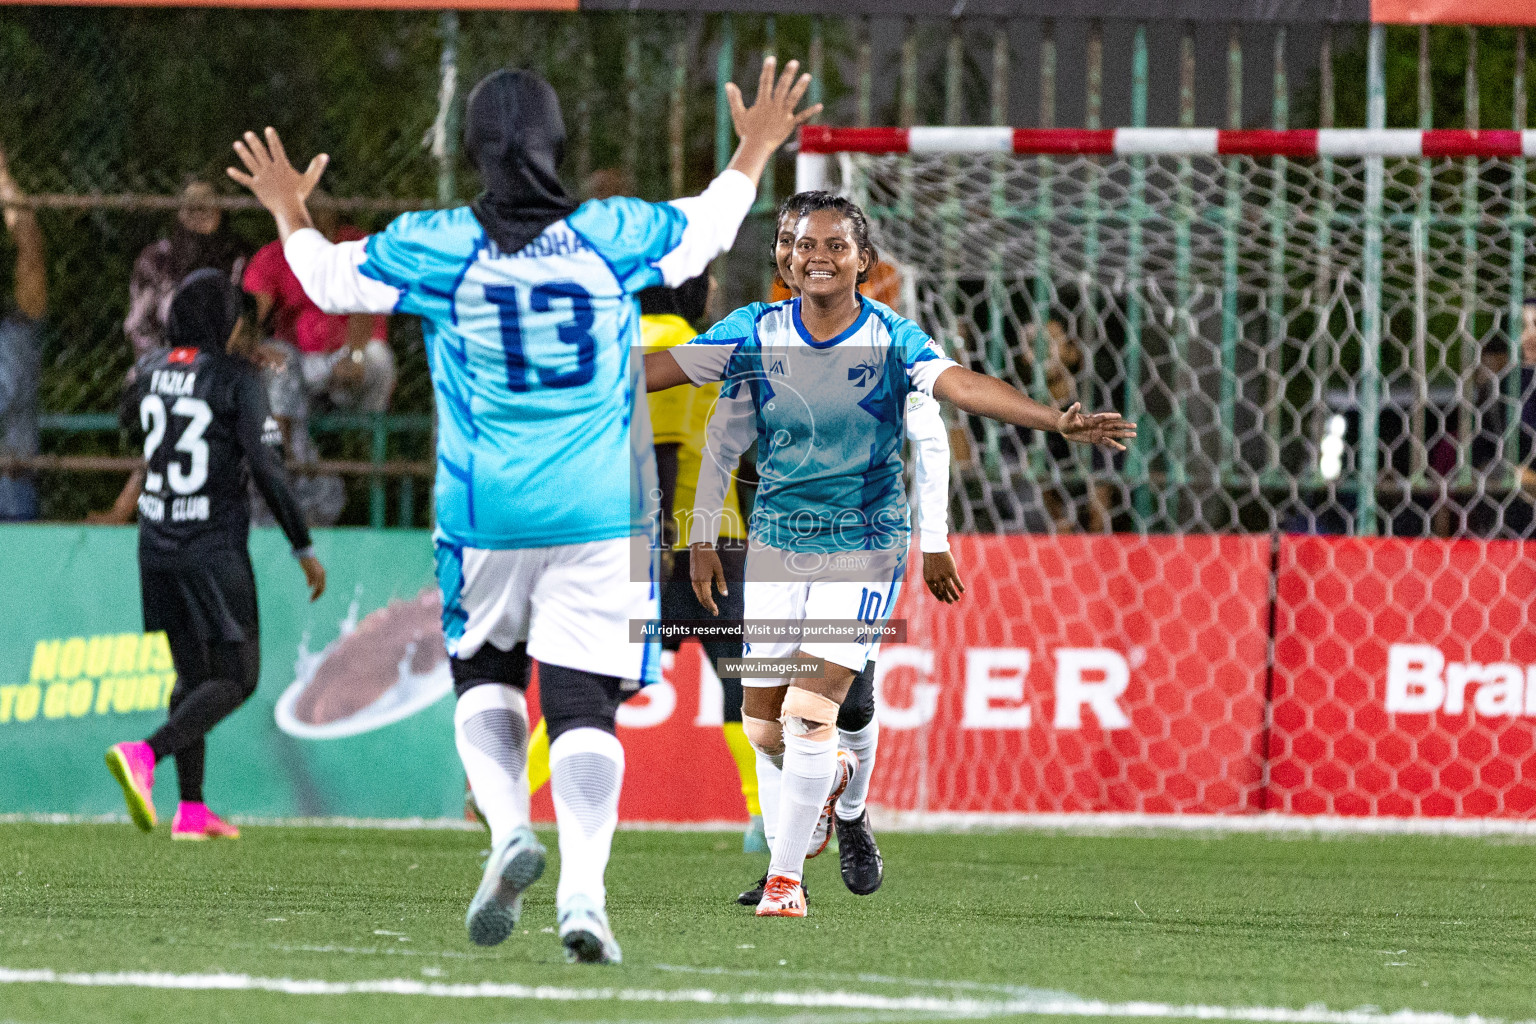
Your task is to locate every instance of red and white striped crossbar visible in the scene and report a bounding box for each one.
[794,125,1536,190]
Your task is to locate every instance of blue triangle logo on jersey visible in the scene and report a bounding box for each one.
[768,359,786,375]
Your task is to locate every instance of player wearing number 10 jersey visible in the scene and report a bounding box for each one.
[227,60,820,962]
[106,269,326,842]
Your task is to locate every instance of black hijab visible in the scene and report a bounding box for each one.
[464,69,579,255]
[167,268,241,353]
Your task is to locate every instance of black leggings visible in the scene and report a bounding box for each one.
[452,642,627,742]
[839,659,876,733]
[146,640,260,804]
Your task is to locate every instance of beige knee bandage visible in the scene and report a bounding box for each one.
[742,714,785,758]
[780,688,840,743]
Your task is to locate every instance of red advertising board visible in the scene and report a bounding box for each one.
[522,533,1536,825]
[1269,535,1536,817]
[872,534,1272,815]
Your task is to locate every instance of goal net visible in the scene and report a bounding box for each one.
[796,128,1536,820]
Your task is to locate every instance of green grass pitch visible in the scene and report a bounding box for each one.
[0,822,1532,1023]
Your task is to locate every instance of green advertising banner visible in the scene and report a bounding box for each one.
[0,525,464,821]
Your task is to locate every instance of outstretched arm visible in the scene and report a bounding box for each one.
[645,350,693,392]
[0,147,46,320]
[931,365,1136,452]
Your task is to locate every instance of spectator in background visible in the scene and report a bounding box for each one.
[90,180,250,525]
[1501,300,1536,537]
[243,196,395,422]
[1518,299,1536,479]
[1431,334,1533,538]
[0,144,44,522]
[1017,317,1113,534]
[242,198,394,527]
[124,180,247,358]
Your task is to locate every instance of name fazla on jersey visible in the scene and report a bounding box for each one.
[149,369,198,397]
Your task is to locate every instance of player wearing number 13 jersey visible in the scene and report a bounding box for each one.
[106,269,325,843]
[227,61,820,961]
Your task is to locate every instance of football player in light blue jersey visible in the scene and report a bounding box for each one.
[228,58,820,962]
[647,193,1136,917]
[716,191,962,908]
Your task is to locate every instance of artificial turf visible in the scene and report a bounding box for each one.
[0,822,1531,1023]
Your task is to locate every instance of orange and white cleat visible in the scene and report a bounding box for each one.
[755,874,808,918]
[807,749,857,859]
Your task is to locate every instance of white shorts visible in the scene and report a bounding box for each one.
[741,540,905,684]
[436,537,659,685]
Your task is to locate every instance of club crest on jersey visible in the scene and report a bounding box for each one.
[767,359,787,375]
[847,361,879,388]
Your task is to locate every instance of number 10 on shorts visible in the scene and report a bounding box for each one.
[856,588,884,646]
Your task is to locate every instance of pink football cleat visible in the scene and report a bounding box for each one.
[171,802,240,841]
[105,741,157,832]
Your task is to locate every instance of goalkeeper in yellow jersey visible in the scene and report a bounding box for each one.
[506,270,766,853]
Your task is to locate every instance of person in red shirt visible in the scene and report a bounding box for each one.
[244,199,396,424]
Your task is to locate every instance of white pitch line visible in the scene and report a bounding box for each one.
[0,966,1524,1024]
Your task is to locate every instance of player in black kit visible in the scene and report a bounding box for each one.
[105,268,325,840]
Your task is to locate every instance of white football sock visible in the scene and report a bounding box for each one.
[453,683,530,850]
[549,727,625,911]
[767,729,836,884]
[755,748,783,850]
[836,719,878,820]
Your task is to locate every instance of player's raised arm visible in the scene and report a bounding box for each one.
[723,57,820,189]
[641,58,819,289]
[227,127,328,244]
[226,129,401,317]
[930,366,1137,453]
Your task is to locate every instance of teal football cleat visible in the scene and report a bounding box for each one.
[465,825,546,947]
